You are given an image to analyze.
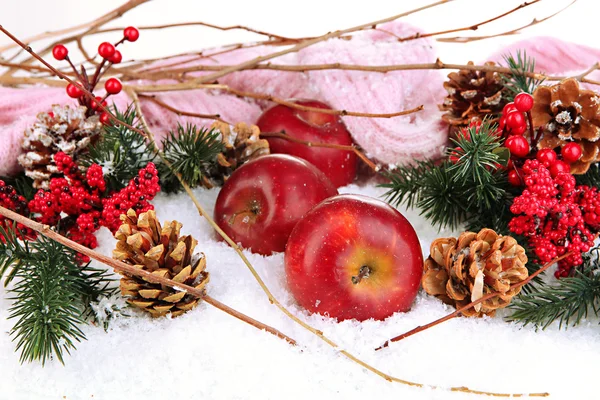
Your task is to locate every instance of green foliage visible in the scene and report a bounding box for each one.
[159,124,224,193]
[0,174,36,201]
[575,163,600,189]
[81,104,155,192]
[508,246,600,329]
[1,224,115,365]
[382,121,509,231]
[502,50,544,102]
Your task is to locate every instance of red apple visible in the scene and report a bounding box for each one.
[256,100,357,188]
[285,194,423,321]
[214,154,337,255]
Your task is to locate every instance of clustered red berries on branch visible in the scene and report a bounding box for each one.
[52,26,139,121]
[0,181,35,241]
[26,152,159,260]
[508,159,598,277]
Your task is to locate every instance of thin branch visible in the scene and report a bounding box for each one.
[438,0,576,43]
[399,0,541,42]
[0,205,297,345]
[260,131,378,171]
[137,93,228,123]
[127,85,548,398]
[375,252,572,351]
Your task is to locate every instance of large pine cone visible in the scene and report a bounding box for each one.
[532,78,600,174]
[113,209,209,317]
[440,61,507,137]
[203,121,270,188]
[422,229,528,317]
[17,104,101,189]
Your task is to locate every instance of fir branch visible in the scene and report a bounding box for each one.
[2,225,115,365]
[80,104,155,192]
[0,174,36,202]
[507,248,600,329]
[502,50,544,102]
[381,160,435,209]
[159,124,224,193]
[575,163,600,189]
[0,224,29,285]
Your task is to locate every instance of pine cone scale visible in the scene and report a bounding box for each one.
[112,209,209,318]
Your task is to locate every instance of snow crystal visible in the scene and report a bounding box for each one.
[555,110,572,124]
[1,184,599,400]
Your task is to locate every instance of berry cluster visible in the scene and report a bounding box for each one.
[28,152,159,259]
[499,92,584,187]
[52,26,139,121]
[508,159,598,277]
[0,181,35,241]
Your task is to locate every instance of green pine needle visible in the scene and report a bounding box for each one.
[507,247,600,329]
[159,124,224,193]
[2,225,115,365]
[81,104,155,192]
[575,163,600,189]
[502,50,544,102]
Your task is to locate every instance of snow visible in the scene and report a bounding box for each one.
[1,183,600,400]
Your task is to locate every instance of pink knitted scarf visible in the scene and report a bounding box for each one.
[1,23,599,177]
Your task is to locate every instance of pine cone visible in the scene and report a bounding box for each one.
[440,62,507,137]
[113,209,209,318]
[203,121,270,188]
[422,229,528,317]
[532,78,600,174]
[17,104,101,189]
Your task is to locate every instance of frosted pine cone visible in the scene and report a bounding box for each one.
[440,61,507,137]
[113,209,210,318]
[422,229,528,317]
[532,78,600,174]
[203,121,270,187]
[17,104,101,189]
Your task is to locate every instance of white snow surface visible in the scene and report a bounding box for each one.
[1,184,599,400]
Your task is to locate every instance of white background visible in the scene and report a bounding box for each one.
[0,0,595,64]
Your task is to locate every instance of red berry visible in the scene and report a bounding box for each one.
[505,135,530,158]
[123,26,140,42]
[511,123,527,135]
[99,112,111,125]
[503,103,518,116]
[109,50,122,64]
[506,112,526,130]
[449,147,461,164]
[550,160,570,177]
[508,169,521,186]
[52,44,69,60]
[66,83,83,98]
[105,78,122,95]
[91,96,107,111]
[499,116,506,130]
[561,142,582,164]
[514,93,534,113]
[537,148,558,167]
[98,42,115,59]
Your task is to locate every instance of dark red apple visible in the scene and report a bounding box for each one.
[214,154,338,255]
[285,194,423,321]
[256,100,357,188]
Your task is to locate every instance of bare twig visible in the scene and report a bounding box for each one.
[399,0,541,42]
[438,0,576,43]
[137,93,228,123]
[0,205,297,345]
[375,253,572,351]
[260,131,378,171]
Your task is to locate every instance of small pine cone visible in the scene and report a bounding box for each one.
[440,61,507,137]
[532,78,600,174]
[113,209,210,318]
[203,121,270,187]
[17,104,101,189]
[422,229,528,317]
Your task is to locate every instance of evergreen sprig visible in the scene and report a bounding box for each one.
[1,224,115,365]
[502,50,544,102]
[81,104,155,192]
[382,121,509,231]
[507,246,600,329]
[575,163,600,189]
[159,124,224,193]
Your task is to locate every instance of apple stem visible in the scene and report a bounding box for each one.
[351,265,371,284]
